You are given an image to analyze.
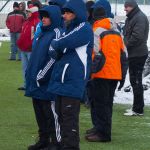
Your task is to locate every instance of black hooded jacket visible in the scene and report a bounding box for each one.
[123,6,149,58]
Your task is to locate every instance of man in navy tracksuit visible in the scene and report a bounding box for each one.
[47,0,93,149]
[25,5,63,150]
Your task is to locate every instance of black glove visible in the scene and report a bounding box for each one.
[118,80,125,91]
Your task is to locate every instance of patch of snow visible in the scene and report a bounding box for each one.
[114,72,150,106]
[0,29,10,41]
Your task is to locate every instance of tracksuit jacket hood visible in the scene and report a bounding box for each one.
[92,0,113,18]
[39,5,61,31]
[63,0,87,25]
[48,0,66,8]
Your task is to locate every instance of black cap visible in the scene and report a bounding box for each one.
[39,10,50,18]
[62,8,74,14]
[13,2,19,8]
[93,6,106,20]
[124,0,138,8]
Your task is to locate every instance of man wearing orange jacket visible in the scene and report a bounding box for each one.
[85,6,125,142]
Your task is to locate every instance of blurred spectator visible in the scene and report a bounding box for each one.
[19,2,27,17]
[32,0,43,9]
[92,0,113,18]
[17,6,40,91]
[6,2,25,60]
[86,0,95,24]
[27,1,33,8]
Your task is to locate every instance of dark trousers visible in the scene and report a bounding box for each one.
[91,78,118,140]
[87,81,97,126]
[32,98,56,143]
[128,55,147,113]
[56,96,80,150]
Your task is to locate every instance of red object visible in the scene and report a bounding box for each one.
[6,10,25,33]
[17,12,40,51]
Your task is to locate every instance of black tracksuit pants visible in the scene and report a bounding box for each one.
[128,55,148,113]
[56,96,80,150]
[32,98,57,143]
[91,78,118,140]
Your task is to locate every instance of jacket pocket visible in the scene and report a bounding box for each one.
[61,63,69,83]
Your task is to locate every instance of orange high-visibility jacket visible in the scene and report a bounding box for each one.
[92,18,124,80]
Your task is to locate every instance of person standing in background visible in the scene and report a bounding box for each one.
[17,6,40,91]
[6,2,25,61]
[85,0,116,136]
[85,6,124,142]
[19,2,27,18]
[86,0,95,24]
[123,0,149,116]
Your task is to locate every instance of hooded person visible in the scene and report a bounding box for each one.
[33,0,66,47]
[85,6,125,142]
[25,5,63,150]
[92,0,113,18]
[48,0,66,8]
[86,0,95,24]
[46,0,93,149]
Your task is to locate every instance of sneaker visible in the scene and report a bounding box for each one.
[124,111,143,116]
[28,141,49,150]
[125,108,133,113]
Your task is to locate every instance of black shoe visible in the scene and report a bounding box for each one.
[28,141,49,150]
[85,127,97,135]
[8,58,16,61]
[85,133,111,142]
[124,85,131,92]
[48,143,60,150]
[18,87,26,90]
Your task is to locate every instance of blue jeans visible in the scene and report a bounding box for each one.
[21,51,31,88]
[10,33,21,60]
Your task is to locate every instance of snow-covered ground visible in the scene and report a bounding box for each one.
[0,3,150,105]
[114,73,150,105]
[0,29,10,41]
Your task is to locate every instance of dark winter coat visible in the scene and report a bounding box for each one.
[47,0,94,100]
[123,6,149,58]
[25,5,62,101]
[6,10,25,33]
